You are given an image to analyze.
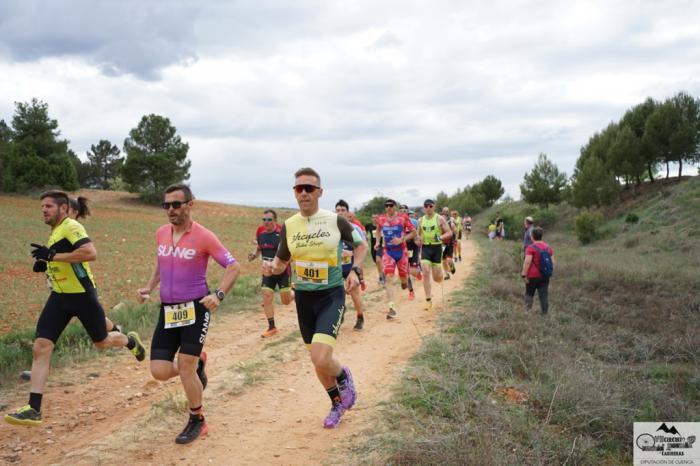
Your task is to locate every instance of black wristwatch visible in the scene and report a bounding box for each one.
[352,266,363,278]
[215,289,225,301]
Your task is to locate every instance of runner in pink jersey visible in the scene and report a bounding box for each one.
[156,221,236,303]
[137,184,240,445]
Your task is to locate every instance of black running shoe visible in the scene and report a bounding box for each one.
[127,331,146,362]
[175,414,208,444]
[450,263,456,274]
[197,351,208,391]
[353,316,364,331]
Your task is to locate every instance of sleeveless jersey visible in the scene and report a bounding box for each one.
[419,215,442,245]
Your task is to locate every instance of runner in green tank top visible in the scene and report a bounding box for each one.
[416,199,452,310]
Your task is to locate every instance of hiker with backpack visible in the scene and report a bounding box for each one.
[520,226,554,315]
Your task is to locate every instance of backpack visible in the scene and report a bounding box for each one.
[531,243,553,278]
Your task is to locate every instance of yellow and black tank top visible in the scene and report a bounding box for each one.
[419,214,442,245]
[46,217,96,293]
[276,209,363,291]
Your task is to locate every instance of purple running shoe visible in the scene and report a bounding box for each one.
[323,403,346,429]
[338,366,357,410]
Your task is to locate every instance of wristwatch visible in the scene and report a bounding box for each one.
[352,266,363,278]
[215,288,225,301]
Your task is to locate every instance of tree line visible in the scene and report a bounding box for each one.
[0,98,191,203]
[519,91,700,210]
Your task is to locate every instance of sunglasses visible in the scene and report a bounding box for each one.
[385,203,396,208]
[262,217,274,222]
[293,184,320,194]
[162,201,188,210]
[424,204,434,208]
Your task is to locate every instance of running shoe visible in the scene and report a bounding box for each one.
[114,324,124,334]
[408,290,415,300]
[4,405,42,426]
[338,366,357,409]
[387,308,397,320]
[450,263,456,274]
[175,413,208,444]
[444,273,450,280]
[378,274,386,286]
[19,371,31,381]
[424,300,433,311]
[197,351,208,391]
[323,403,346,429]
[127,331,146,362]
[353,316,364,331]
[260,327,279,338]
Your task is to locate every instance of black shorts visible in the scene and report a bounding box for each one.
[36,290,108,343]
[151,298,210,361]
[294,286,345,347]
[421,245,442,265]
[407,241,421,267]
[442,243,454,259]
[457,231,462,240]
[261,272,290,291]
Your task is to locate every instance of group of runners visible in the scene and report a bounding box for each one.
[3,166,472,443]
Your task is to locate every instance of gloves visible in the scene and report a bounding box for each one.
[33,260,47,273]
[30,243,56,262]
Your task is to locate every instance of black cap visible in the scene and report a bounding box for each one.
[423,199,435,205]
[384,198,397,206]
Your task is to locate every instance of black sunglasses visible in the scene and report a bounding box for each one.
[262,217,274,222]
[162,201,188,210]
[293,184,320,194]
[424,204,434,208]
[385,203,396,208]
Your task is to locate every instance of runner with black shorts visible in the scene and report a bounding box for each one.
[441,207,457,279]
[368,214,386,285]
[417,200,452,310]
[137,184,240,444]
[336,199,367,331]
[248,209,293,338]
[263,167,368,429]
[4,190,146,427]
[399,204,420,300]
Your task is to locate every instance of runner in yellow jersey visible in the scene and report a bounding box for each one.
[5,190,145,427]
[263,167,368,429]
[451,210,463,262]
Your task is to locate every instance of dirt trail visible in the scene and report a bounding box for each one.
[1,241,476,465]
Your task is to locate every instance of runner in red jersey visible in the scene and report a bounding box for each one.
[137,184,241,445]
[248,209,293,338]
[377,199,416,320]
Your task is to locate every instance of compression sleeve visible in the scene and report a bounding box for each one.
[276,224,291,261]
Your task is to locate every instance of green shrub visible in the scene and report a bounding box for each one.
[625,212,639,224]
[574,210,603,245]
[533,208,558,229]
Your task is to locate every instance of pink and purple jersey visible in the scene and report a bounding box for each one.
[156,221,236,303]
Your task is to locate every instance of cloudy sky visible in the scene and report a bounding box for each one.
[1,0,699,209]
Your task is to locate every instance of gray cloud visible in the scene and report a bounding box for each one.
[0,0,201,79]
[1,0,699,209]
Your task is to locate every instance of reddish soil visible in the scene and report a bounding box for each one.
[0,242,476,465]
